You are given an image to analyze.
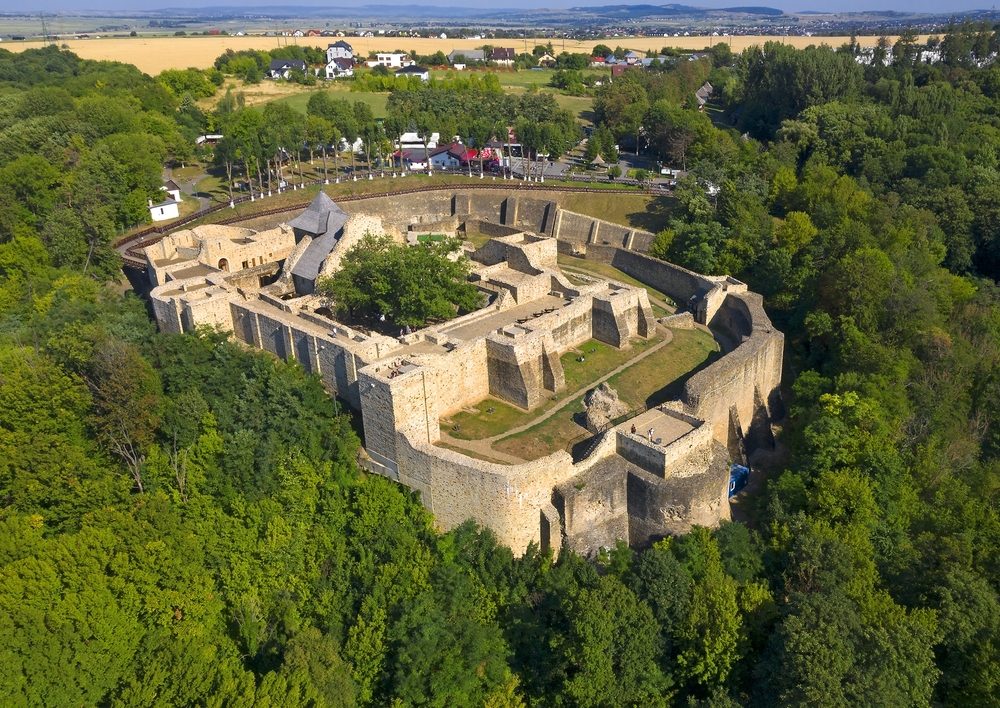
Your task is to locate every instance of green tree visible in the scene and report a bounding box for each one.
[87,340,163,492]
[317,235,482,328]
[560,575,671,706]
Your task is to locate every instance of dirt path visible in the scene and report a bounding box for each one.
[441,325,674,462]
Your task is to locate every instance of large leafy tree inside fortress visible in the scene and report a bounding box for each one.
[317,235,482,328]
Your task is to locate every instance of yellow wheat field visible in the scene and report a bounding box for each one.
[5,34,925,75]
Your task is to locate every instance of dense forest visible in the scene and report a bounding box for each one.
[1,33,998,706]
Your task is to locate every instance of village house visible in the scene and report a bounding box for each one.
[326,40,353,62]
[449,143,478,167]
[148,179,182,222]
[395,65,430,81]
[325,58,354,79]
[162,179,181,203]
[268,59,307,80]
[339,136,365,154]
[489,47,516,66]
[397,131,440,150]
[640,56,670,68]
[695,81,713,110]
[397,148,429,171]
[536,52,557,66]
[448,48,485,64]
[426,143,477,170]
[367,52,414,69]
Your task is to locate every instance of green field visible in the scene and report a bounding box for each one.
[277,87,389,117]
[271,68,596,124]
[556,191,675,233]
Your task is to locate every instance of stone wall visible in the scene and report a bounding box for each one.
[554,458,629,556]
[682,292,784,450]
[464,219,524,239]
[394,433,582,555]
[183,289,236,331]
[145,224,295,286]
[627,441,731,547]
[591,288,655,347]
[486,334,554,410]
[579,247,782,455]
[229,300,382,409]
[616,417,713,478]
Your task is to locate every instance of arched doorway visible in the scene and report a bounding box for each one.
[218,258,229,271]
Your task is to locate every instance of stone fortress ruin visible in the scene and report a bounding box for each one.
[144,189,783,556]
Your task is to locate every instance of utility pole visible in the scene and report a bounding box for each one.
[39,13,52,45]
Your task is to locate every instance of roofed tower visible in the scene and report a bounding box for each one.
[289,192,350,294]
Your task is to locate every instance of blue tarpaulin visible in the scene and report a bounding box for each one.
[729,464,750,498]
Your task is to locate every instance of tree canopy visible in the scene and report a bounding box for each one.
[317,235,482,328]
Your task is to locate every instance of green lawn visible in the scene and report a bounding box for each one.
[442,335,663,441]
[276,87,389,117]
[607,327,719,408]
[492,327,719,461]
[171,165,203,181]
[194,173,225,201]
[442,399,531,441]
[463,228,493,249]
[555,191,675,233]
[554,94,596,125]
[491,394,588,461]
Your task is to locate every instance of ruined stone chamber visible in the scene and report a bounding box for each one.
[143,190,783,557]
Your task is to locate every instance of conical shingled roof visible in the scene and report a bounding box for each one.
[288,191,346,237]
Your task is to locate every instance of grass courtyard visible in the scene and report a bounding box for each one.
[440,327,719,462]
[442,336,659,441]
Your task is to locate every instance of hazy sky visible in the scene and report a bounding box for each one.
[13,0,992,15]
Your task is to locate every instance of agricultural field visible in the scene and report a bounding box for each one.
[3,34,919,74]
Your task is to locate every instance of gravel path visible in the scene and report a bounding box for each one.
[439,324,673,462]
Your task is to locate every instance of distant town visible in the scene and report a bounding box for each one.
[2,5,1000,44]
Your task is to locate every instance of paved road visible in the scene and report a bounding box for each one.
[165,167,211,211]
